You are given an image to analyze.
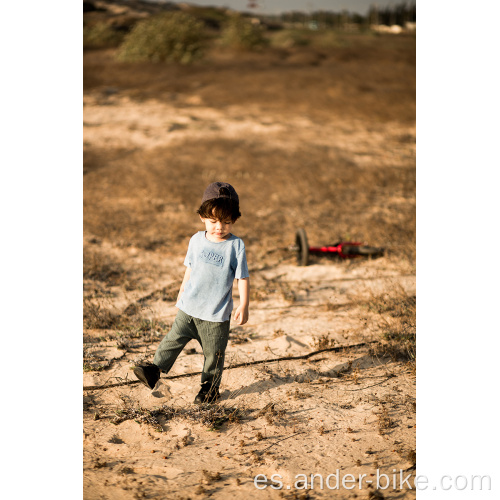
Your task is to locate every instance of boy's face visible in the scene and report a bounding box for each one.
[200,215,234,242]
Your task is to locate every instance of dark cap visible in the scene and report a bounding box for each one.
[201,182,239,204]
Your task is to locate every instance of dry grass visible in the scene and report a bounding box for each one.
[310,333,336,350]
[367,287,416,362]
[375,404,397,436]
[109,401,247,432]
[83,298,122,330]
[84,138,415,265]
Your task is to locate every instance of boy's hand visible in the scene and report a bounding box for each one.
[234,305,249,325]
[235,277,249,325]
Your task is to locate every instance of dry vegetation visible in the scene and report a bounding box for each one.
[84,1,415,498]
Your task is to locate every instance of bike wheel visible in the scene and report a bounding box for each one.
[296,228,309,266]
[341,245,384,257]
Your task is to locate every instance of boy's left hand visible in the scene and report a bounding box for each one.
[234,305,249,325]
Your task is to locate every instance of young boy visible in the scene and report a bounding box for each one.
[133,182,250,404]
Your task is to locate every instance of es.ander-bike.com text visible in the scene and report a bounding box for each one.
[253,470,492,492]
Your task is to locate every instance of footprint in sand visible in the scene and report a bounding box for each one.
[151,380,172,399]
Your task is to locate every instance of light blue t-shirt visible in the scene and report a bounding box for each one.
[176,231,249,322]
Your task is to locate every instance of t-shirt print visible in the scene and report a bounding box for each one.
[199,249,224,267]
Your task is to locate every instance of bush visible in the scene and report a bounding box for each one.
[311,30,347,48]
[269,29,310,48]
[83,22,126,49]
[220,15,268,50]
[116,12,206,64]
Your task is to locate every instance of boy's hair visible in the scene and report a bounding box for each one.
[197,196,241,222]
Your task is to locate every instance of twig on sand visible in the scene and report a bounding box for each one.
[257,431,305,454]
[340,376,395,392]
[83,341,376,391]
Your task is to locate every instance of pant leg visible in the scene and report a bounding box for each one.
[194,317,230,389]
[153,310,197,373]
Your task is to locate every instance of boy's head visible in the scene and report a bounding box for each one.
[197,182,241,223]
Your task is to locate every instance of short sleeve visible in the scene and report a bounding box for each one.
[234,247,249,279]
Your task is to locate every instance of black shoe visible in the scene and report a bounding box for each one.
[133,364,160,389]
[194,384,220,404]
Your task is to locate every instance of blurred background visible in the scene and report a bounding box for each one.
[83,0,416,318]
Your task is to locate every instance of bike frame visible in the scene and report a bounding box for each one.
[309,242,363,259]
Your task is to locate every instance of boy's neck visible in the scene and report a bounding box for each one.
[204,231,232,243]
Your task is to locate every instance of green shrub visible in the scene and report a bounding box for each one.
[220,15,268,50]
[269,29,310,48]
[116,12,206,64]
[83,22,126,49]
[311,30,347,48]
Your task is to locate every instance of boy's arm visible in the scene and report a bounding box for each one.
[177,267,191,303]
[234,277,250,325]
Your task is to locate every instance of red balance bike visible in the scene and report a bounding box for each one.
[292,228,384,266]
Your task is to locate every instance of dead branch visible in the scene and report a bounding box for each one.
[83,341,376,391]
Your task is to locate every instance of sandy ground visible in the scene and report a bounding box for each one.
[83,19,415,499]
[83,176,416,497]
[84,254,415,499]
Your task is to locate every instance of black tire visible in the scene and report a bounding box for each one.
[341,245,384,257]
[296,228,309,266]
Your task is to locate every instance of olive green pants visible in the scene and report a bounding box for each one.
[153,309,230,389]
